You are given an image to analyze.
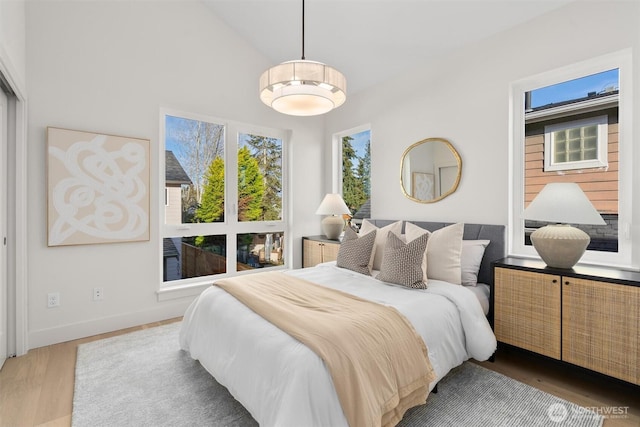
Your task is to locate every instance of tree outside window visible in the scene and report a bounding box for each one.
[341,129,371,222]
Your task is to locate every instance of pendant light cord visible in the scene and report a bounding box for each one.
[301,0,305,60]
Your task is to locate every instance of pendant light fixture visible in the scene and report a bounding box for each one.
[259,0,347,116]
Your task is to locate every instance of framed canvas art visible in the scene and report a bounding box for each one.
[412,172,434,201]
[47,127,150,246]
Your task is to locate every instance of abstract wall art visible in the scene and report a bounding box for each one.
[47,127,150,246]
[412,172,435,201]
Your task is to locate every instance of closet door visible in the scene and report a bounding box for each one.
[0,87,8,369]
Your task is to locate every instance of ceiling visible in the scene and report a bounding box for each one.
[204,0,573,95]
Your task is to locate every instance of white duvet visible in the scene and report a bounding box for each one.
[179,262,497,427]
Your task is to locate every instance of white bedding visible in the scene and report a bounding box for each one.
[465,283,490,315]
[179,262,497,426]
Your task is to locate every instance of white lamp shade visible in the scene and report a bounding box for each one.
[315,193,350,216]
[523,183,605,225]
[260,60,346,117]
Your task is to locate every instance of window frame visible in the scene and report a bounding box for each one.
[158,108,289,299]
[544,115,608,172]
[509,49,633,268]
[332,124,372,221]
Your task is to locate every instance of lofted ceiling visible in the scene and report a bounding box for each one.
[204,0,573,95]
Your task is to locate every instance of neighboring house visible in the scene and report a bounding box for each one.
[352,198,371,227]
[524,89,619,251]
[164,151,192,280]
[165,150,192,225]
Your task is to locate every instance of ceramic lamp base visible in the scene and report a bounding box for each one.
[321,215,345,240]
[530,224,590,269]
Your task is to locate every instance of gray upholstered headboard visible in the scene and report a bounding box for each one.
[365,220,506,286]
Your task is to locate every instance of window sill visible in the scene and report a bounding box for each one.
[156,281,212,302]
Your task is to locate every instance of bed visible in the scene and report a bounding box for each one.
[180,220,506,426]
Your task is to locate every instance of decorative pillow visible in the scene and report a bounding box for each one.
[403,222,431,281]
[427,223,464,284]
[358,219,403,271]
[461,240,490,286]
[377,231,430,289]
[336,227,376,275]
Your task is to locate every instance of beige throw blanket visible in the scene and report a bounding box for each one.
[215,271,436,427]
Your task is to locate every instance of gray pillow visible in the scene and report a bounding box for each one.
[336,227,376,275]
[377,231,430,289]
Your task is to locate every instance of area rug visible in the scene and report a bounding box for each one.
[72,322,603,427]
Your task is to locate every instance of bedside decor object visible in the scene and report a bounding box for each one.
[47,127,150,246]
[315,193,350,240]
[259,0,346,116]
[523,182,605,269]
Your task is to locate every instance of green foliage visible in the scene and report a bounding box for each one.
[243,135,282,221]
[237,146,264,221]
[195,156,225,223]
[342,136,369,215]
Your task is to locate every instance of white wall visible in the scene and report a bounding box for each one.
[24,0,640,349]
[25,0,325,349]
[0,0,26,90]
[325,1,640,235]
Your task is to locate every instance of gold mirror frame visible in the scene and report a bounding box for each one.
[400,137,462,203]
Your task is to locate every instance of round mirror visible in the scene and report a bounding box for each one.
[400,137,462,203]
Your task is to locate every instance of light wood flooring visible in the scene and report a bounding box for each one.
[1,319,638,427]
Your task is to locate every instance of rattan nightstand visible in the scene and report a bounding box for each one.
[302,236,340,268]
[492,257,640,386]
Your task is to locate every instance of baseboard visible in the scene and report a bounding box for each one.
[27,301,191,350]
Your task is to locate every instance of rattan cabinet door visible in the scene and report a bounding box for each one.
[562,278,639,385]
[302,238,340,268]
[321,241,340,263]
[303,239,323,268]
[494,267,562,359]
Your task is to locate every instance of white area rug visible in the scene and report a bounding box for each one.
[72,322,603,427]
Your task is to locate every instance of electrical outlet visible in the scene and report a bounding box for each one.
[47,292,60,308]
[93,287,104,301]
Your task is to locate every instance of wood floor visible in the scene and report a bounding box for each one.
[1,319,638,427]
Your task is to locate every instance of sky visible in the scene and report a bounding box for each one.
[165,115,189,156]
[530,68,619,108]
[349,129,370,159]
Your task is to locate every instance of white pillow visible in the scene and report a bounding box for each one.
[404,222,431,281]
[461,240,490,286]
[408,222,464,285]
[359,220,403,271]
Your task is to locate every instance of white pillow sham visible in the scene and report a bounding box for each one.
[405,222,464,285]
[461,239,490,286]
[359,219,403,271]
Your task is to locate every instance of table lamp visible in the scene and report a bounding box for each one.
[523,182,605,269]
[315,193,350,240]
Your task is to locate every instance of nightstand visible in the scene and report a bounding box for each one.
[492,256,640,386]
[302,236,340,268]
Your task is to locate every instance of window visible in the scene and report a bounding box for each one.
[333,126,371,224]
[161,110,287,287]
[544,115,608,172]
[511,51,632,267]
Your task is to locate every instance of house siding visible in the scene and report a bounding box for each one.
[165,186,183,225]
[524,110,619,214]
